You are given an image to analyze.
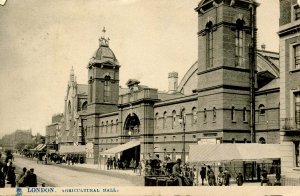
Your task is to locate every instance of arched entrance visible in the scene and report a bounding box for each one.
[124,113,140,137]
[120,113,141,168]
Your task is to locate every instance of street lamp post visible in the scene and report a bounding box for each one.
[179,108,186,164]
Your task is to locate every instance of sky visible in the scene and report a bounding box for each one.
[0,0,279,137]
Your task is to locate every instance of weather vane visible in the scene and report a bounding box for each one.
[99,26,109,46]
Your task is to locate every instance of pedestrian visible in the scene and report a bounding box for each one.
[223,169,231,186]
[188,166,195,185]
[109,158,113,169]
[117,159,121,169]
[207,166,216,186]
[27,168,37,187]
[16,167,27,187]
[106,158,110,170]
[236,172,244,186]
[217,171,224,186]
[7,166,16,187]
[113,157,117,169]
[273,173,281,186]
[172,159,183,186]
[200,167,206,185]
[133,159,137,173]
[130,158,134,170]
[261,168,269,186]
[0,167,5,188]
[257,165,261,181]
[0,154,4,170]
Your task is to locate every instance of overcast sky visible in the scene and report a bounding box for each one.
[0,0,279,137]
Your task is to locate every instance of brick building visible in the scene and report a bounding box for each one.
[278,0,300,178]
[0,129,33,151]
[51,0,284,165]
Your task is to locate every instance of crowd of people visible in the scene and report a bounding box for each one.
[142,157,282,186]
[0,151,38,188]
[105,157,141,171]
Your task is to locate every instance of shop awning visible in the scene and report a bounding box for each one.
[33,144,46,151]
[100,140,140,156]
[37,144,46,151]
[59,145,86,154]
[189,143,280,164]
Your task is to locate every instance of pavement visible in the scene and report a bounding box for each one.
[53,162,262,186]
[9,155,263,186]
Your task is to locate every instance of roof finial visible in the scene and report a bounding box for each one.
[99,26,109,46]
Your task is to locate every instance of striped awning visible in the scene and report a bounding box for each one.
[189,144,280,164]
[33,144,46,151]
[37,144,46,151]
[100,140,140,156]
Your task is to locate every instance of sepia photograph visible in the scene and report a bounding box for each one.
[0,0,300,195]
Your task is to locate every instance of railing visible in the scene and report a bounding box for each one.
[281,118,300,130]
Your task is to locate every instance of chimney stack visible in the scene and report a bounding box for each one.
[261,43,266,51]
[168,72,178,94]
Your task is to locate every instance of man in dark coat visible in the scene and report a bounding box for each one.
[223,169,231,186]
[236,172,244,186]
[172,159,183,186]
[207,166,216,186]
[0,167,5,188]
[16,167,27,187]
[27,168,37,187]
[200,167,206,185]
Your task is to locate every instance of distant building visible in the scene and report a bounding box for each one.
[45,113,63,145]
[0,129,33,151]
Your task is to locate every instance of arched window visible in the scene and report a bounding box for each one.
[82,101,87,111]
[231,106,236,122]
[116,119,118,133]
[104,76,111,102]
[163,111,167,129]
[235,19,245,67]
[206,21,214,68]
[232,138,235,143]
[111,120,113,133]
[180,108,186,126]
[155,113,159,129]
[204,108,207,123]
[172,110,176,129]
[243,107,247,122]
[192,107,197,124]
[101,121,104,133]
[259,137,266,144]
[212,107,216,122]
[89,76,93,103]
[259,104,266,115]
[68,101,71,116]
[106,121,108,133]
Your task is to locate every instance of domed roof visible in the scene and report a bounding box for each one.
[89,36,119,66]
